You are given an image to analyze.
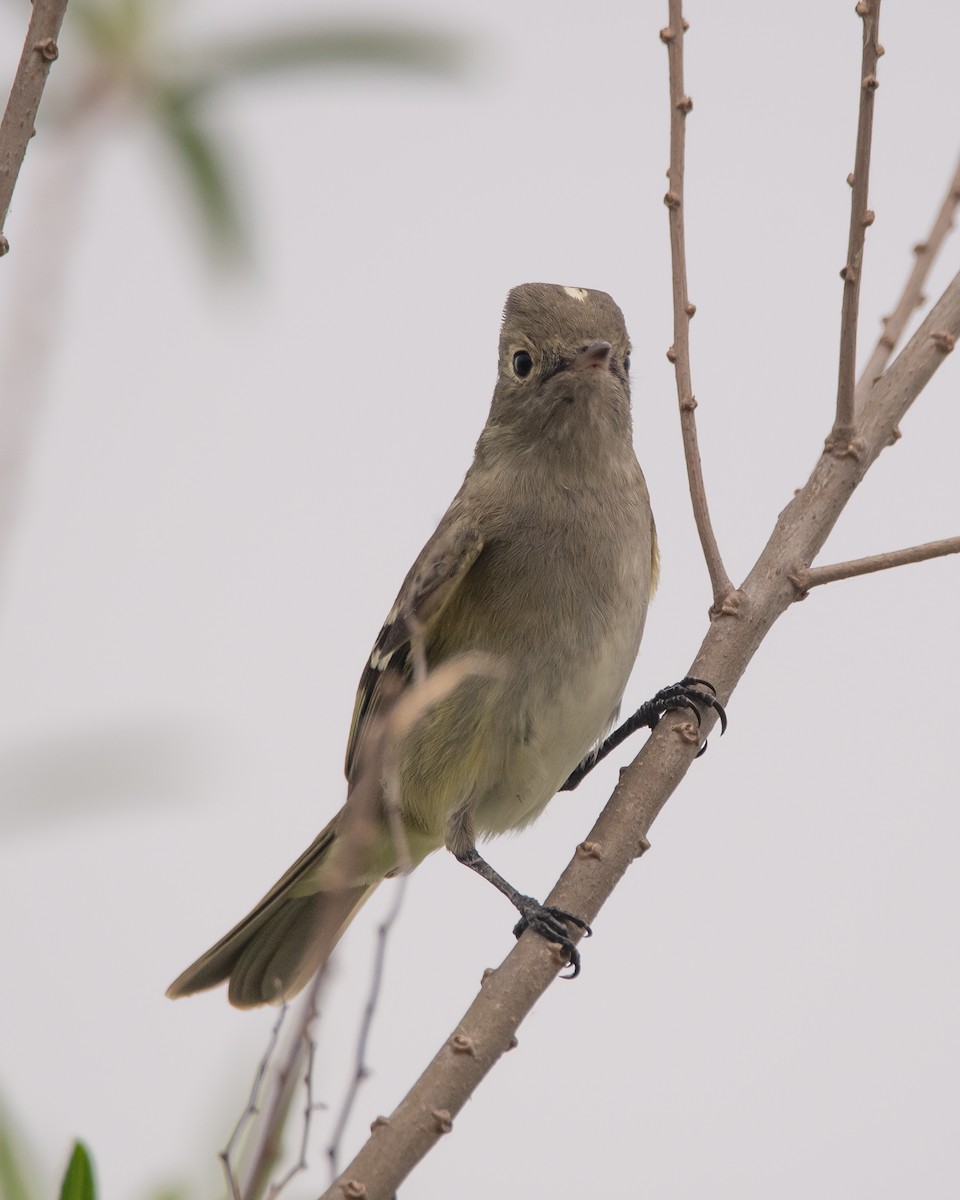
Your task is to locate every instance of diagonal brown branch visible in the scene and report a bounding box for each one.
[318,267,960,1200]
[0,0,70,254]
[828,0,883,452]
[660,2,734,612]
[859,154,960,391]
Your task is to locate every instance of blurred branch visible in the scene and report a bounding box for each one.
[828,0,883,453]
[660,4,734,613]
[0,0,70,254]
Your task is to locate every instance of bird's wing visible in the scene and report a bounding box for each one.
[345,506,484,779]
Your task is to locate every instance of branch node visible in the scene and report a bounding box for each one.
[863,210,876,227]
[685,301,697,317]
[370,1115,390,1132]
[33,37,59,62]
[663,190,681,210]
[480,967,495,984]
[449,1034,477,1056]
[507,1034,519,1050]
[0,235,8,257]
[876,42,885,57]
[855,1,871,16]
[847,172,856,187]
[673,721,700,746]
[862,73,879,92]
[711,589,743,619]
[676,95,693,114]
[680,394,697,412]
[576,840,603,861]
[658,26,676,43]
[887,425,902,445]
[636,835,652,859]
[825,435,867,461]
[341,1182,367,1198]
[931,330,955,354]
[431,1109,453,1134]
[665,344,677,363]
[787,570,810,599]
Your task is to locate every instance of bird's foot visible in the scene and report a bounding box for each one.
[512,898,592,979]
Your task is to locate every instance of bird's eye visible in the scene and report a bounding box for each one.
[512,350,533,379]
[623,352,631,375]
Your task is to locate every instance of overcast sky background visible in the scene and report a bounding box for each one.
[1,2,958,1197]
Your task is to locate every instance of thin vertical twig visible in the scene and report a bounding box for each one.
[828,0,883,452]
[0,0,71,253]
[220,1005,289,1200]
[661,2,735,613]
[236,976,326,1200]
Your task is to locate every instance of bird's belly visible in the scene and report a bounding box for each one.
[471,630,638,838]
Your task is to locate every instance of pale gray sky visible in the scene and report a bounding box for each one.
[1,2,958,1197]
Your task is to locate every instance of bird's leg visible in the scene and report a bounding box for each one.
[560,676,727,792]
[454,846,591,978]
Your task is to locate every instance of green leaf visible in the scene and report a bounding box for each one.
[0,1114,37,1200]
[59,1142,97,1200]
[152,88,246,264]
[71,0,157,59]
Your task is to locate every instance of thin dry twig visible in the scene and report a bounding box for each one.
[236,976,325,1200]
[325,875,409,1182]
[221,1004,289,1200]
[828,0,883,452]
[660,2,734,613]
[319,262,960,1200]
[0,0,70,254]
[791,535,960,593]
[860,154,960,391]
[265,1037,323,1200]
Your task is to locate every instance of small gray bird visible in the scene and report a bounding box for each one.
[168,282,699,1009]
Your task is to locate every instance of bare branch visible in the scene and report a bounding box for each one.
[319,259,960,1200]
[221,1005,288,1200]
[791,536,960,593]
[326,875,409,1182]
[660,2,734,612]
[266,1037,321,1200]
[828,0,883,452]
[237,977,325,1200]
[860,155,960,391]
[0,0,70,254]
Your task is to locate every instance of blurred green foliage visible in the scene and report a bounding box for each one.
[59,0,467,262]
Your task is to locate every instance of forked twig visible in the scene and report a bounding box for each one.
[660,1,734,613]
[220,1005,289,1200]
[0,0,70,253]
[238,978,325,1200]
[828,0,883,453]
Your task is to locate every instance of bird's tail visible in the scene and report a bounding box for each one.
[166,811,378,1009]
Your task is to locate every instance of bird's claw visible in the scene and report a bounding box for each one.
[512,901,592,979]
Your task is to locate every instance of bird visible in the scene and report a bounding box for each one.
[166,282,716,1009]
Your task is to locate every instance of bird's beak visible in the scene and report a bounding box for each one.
[572,341,612,371]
